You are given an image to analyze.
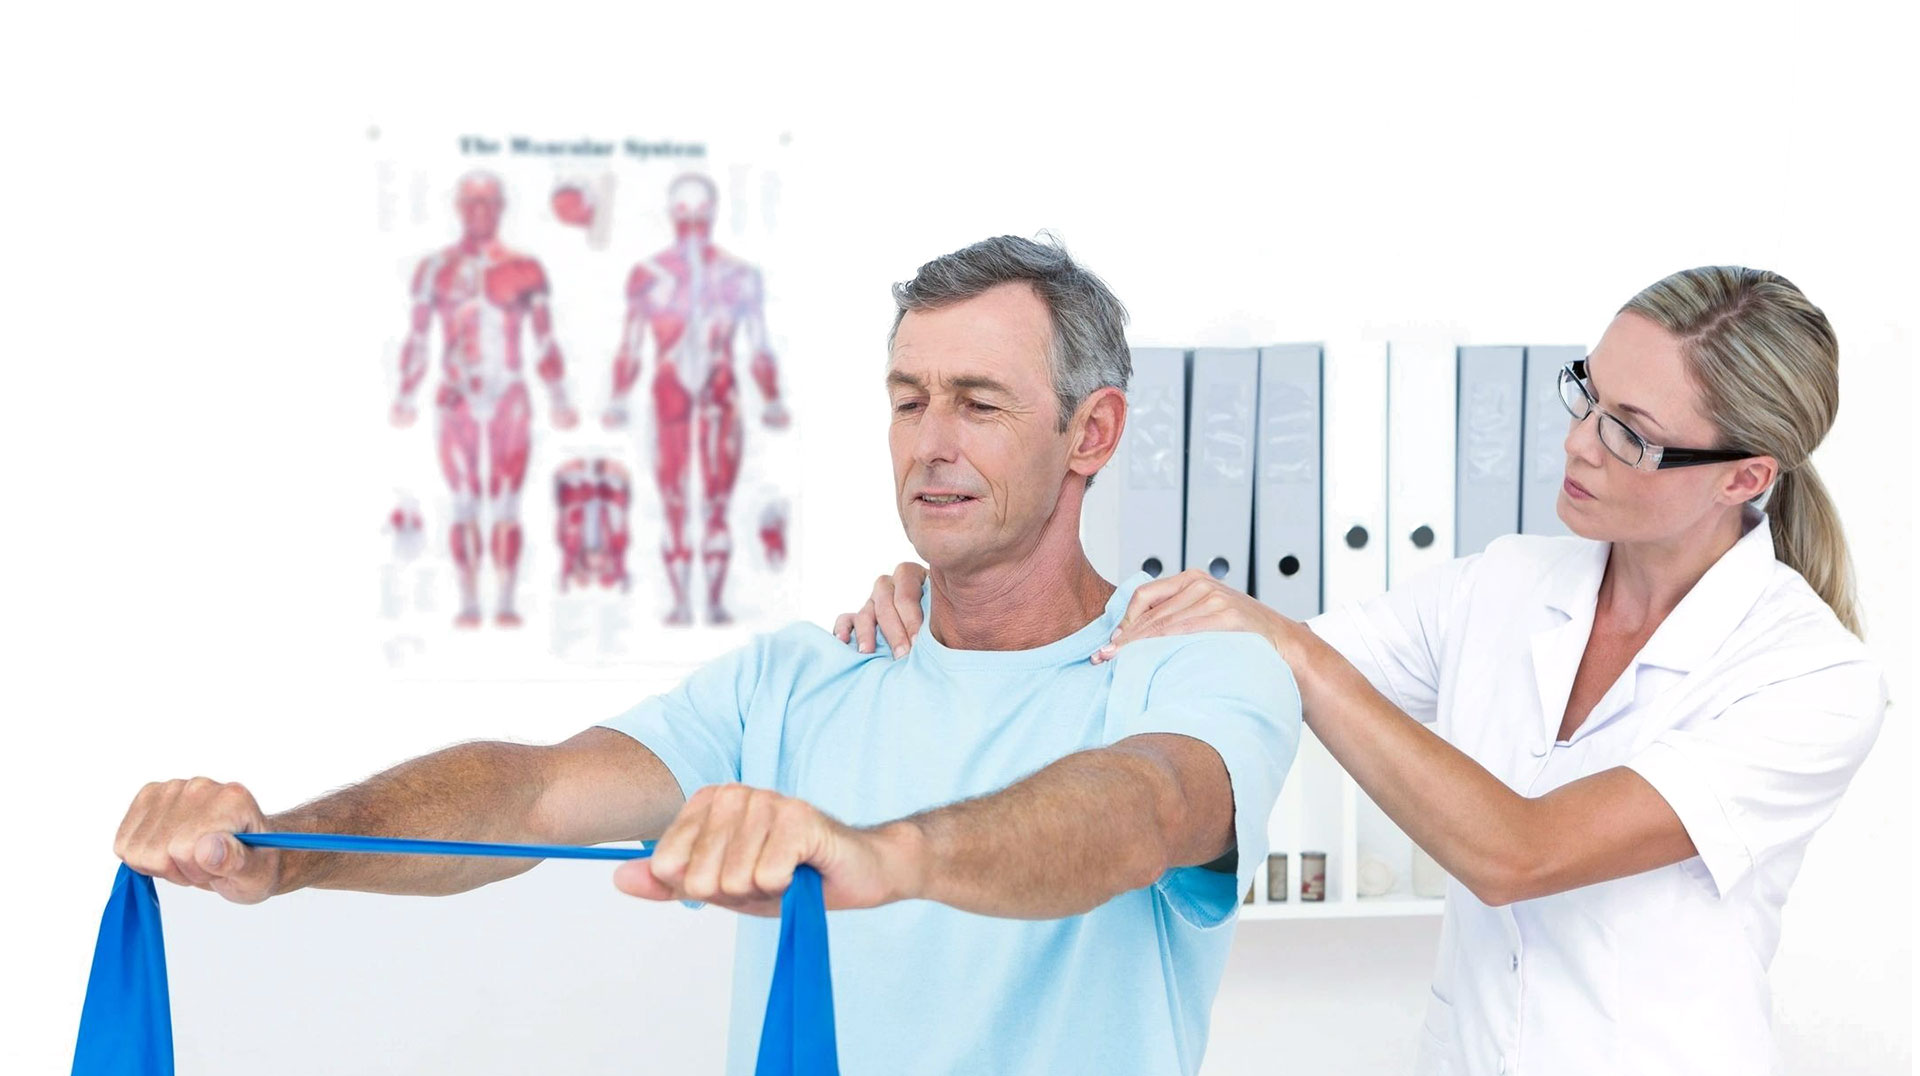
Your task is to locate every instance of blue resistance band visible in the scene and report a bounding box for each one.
[73,833,839,1076]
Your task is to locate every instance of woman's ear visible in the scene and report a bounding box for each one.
[1723,455,1779,506]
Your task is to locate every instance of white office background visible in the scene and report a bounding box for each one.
[4,3,1912,1074]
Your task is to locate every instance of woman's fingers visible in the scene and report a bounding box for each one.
[1113,569,1209,634]
[877,562,927,656]
[1108,578,1214,649]
[832,613,856,644]
[1096,572,1280,663]
[853,599,880,654]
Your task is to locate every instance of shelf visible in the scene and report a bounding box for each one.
[1236,895,1446,921]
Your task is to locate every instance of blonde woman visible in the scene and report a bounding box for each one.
[835,267,1888,1076]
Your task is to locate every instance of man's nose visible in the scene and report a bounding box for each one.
[911,402,962,466]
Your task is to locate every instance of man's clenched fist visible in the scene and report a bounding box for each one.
[113,778,281,905]
[613,784,927,917]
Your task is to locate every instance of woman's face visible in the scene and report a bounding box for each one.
[1557,312,1767,546]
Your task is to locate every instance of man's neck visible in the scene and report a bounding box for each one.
[927,552,1115,652]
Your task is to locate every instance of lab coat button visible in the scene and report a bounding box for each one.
[1530,743,1548,758]
[1510,952,1520,972]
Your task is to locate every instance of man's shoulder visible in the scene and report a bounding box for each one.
[1112,631,1296,703]
[750,620,890,680]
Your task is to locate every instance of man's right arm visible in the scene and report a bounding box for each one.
[113,728,685,904]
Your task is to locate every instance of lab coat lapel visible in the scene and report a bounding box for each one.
[1632,509,1777,675]
[1529,539,1609,750]
[1565,510,1778,745]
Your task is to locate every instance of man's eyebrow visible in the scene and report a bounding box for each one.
[1585,359,1666,432]
[946,375,1015,395]
[884,371,1017,396]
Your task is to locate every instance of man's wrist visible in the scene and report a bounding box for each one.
[869,818,934,905]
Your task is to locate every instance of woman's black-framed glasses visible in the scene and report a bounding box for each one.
[1557,359,1754,470]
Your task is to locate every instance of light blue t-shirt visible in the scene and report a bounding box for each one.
[599,573,1301,1075]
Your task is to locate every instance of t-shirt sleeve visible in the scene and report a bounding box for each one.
[1306,552,1478,724]
[1107,632,1303,928]
[1625,657,1887,898]
[595,637,766,799]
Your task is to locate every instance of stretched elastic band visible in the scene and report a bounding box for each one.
[237,832,654,861]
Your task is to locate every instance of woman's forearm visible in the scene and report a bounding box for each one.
[1293,636,1537,905]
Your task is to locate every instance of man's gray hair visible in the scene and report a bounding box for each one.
[889,234,1131,431]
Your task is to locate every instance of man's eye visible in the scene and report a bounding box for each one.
[894,401,923,414]
[968,401,998,414]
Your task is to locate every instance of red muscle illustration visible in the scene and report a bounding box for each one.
[391,172,578,628]
[603,174,788,625]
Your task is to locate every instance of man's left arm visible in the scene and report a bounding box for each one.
[908,733,1236,917]
[617,636,1298,920]
[617,735,1229,919]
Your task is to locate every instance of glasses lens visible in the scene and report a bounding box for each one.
[1598,414,1647,467]
[1558,368,1591,419]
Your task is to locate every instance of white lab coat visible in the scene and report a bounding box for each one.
[1308,508,1887,1076]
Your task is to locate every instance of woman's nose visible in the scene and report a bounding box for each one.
[1563,409,1604,467]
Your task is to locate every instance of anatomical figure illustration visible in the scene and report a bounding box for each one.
[391,171,579,628]
[604,173,789,626]
[757,498,789,571]
[551,173,615,251]
[385,495,426,563]
[555,457,632,592]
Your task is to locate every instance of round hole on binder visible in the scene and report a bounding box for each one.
[1208,557,1230,579]
[1142,557,1163,578]
[1411,525,1435,549]
[1279,555,1300,576]
[1345,525,1369,550]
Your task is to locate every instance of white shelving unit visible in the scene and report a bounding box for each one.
[1237,727,1450,922]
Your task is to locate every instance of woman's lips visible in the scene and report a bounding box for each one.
[1564,476,1594,501]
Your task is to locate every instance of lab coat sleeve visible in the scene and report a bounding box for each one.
[1305,552,1480,724]
[1625,658,1888,898]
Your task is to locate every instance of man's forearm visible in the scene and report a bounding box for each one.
[268,741,554,898]
[892,739,1231,919]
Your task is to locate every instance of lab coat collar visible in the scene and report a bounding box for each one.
[1530,539,1609,746]
[1529,507,1775,745]
[1630,507,1776,674]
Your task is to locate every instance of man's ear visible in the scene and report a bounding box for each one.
[1723,454,1779,506]
[1067,387,1127,481]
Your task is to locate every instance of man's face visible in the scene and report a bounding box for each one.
[887,282,1075,575]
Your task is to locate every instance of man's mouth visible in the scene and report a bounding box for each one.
[915,493,977,505]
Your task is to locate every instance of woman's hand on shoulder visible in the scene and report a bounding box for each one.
[832,562,928,657]
[1093,568,1297,664]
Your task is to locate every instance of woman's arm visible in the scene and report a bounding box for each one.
[1293,632,1696,905]
[1097,570,1698,906]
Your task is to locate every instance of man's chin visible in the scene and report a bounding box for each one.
[904,536,977,577]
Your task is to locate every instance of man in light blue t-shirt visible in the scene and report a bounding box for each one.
[598,235,1301,1073]
[111,234,1300,1076]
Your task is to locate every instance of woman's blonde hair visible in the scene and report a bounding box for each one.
[1621,267,1861,636]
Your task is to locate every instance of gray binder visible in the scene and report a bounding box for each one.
[1454,346,1525,555]
[1253,344,1323,618]
[1183,348,1260,592]
[1522,345,1584,537]
[1117,347,1188,580]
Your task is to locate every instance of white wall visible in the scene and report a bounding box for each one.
[5,3,1911,1073]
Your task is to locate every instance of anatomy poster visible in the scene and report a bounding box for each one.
[370,129,800,677]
